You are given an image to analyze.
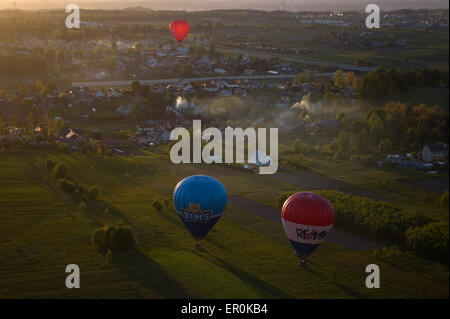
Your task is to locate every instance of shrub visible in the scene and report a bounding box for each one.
[378,138,393,154]
[92,228,108,253]
[107,226,136,252]
[74,186,87,200]
[152,199,163,210]
[52,163,68,179]
[406,222,449,263]
[92,225,136,254]
[46,159,56,172]
[440,191,449,207]
[292,139,306,153]
[88,185,101,200]
[57,142,71,153]
[78,201,87,210]
[316,190,432,244]
[57,178,76,193]
[275,191,292,209]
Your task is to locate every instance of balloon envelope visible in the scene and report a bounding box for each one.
[281,192,334,259]
[169,20,190,43]
[173,175,227,241]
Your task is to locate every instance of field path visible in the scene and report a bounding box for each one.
[401,177,449,194]
[268,171,390,202]
[228,195,384,251]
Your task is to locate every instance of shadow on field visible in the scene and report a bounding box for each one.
[199,251,292,298]
[156,208,185,230]
[300,260,320,276]
[332,282,367,298]
[111,250,190,298]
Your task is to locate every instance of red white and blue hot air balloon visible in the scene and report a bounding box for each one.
[281,192,334,266]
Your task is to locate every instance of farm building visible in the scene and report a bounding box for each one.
[422,143,449,162]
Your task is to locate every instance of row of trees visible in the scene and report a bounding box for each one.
[46,159,101,207]
[317,100,448,158]
[0,54,49,77]
[365,102,448,152]
[358,67,448,100]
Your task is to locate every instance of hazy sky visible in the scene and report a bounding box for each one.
[1,0,449,11]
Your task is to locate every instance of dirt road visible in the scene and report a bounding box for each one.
[268,171,390,202]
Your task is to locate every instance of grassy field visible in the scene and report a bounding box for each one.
[0,149,448,298]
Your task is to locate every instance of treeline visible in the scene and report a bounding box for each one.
[45,159,101,209]
[0,55,49,77]
[358,67,448,100]
[275,190,449,263]
[43,158,137,255]
[314,101,448,159]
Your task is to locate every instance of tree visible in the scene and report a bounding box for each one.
[0,89,8,100]
[368,112,385,147]
[92,225,136,254]
[350,120,362,134]
[335,130,350,154]
[47,118,55,139]
[332,69,346,89]
[131,81,141,93]
[52,163,68,179]
[54,118,64,137]
[0,116,4,135]
[88,185,101,200]
[357,129,370,154]
[345,71,359,88]
[8,114,18,127]
[26,112,35,133]
[292,139,306,153]
[181,63,194,77]
[440,191,449,207]
[378,138,393,154]
[336,112,348,125]
[293,71,315,85]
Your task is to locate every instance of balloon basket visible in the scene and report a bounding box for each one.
[195,242,202,250]
[297,259,306,267]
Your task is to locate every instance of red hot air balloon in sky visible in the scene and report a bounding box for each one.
[169,20,190,43]
[281,192,334,266]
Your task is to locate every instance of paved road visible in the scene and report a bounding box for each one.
[216,46,377,72]
[228,195,384,251]
[72,74,295,88]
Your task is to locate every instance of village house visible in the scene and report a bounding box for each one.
[422,143,449,162]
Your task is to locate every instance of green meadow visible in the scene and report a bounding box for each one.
[0,148,448,298]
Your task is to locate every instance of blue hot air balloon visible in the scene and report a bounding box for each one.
[173,175,227,248]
